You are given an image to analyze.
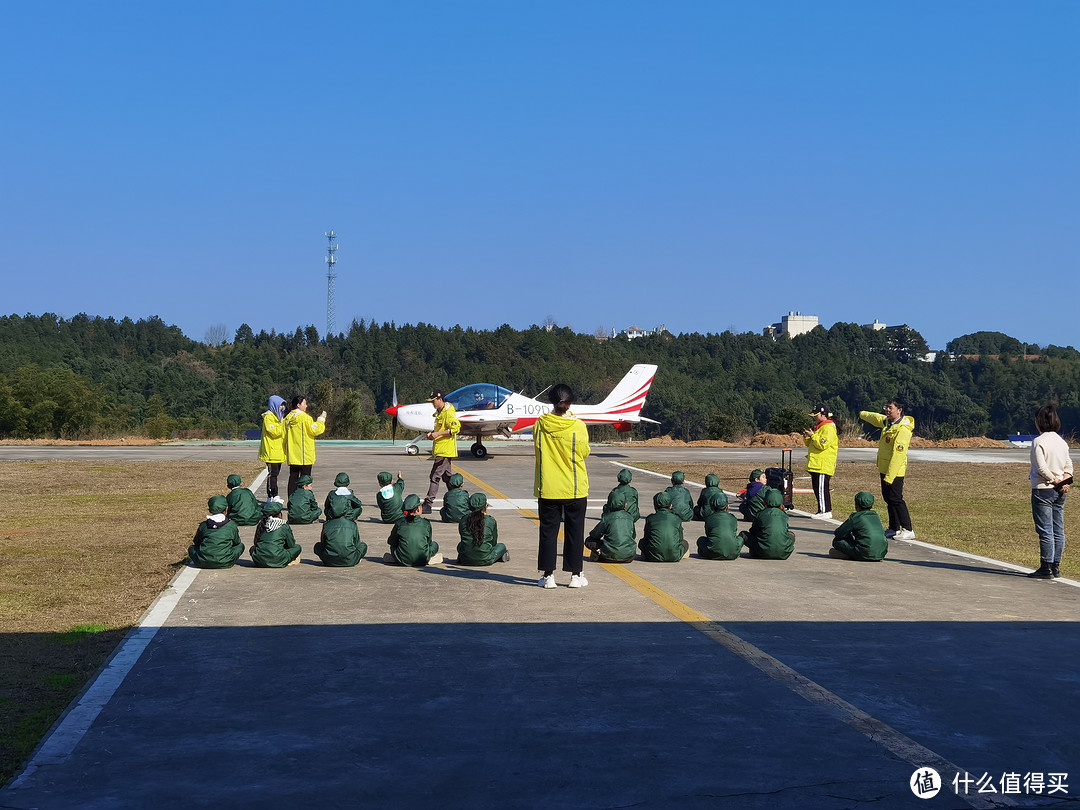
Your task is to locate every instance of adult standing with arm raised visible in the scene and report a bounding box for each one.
[1027,404,1072,579]
[421,391,460,515]
[534,383,590,589]
[859,398,915,540]
[258,395,287,503]
[284,394,326,497]
[803,404,838,519]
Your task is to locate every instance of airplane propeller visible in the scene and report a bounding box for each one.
[390,379,398,444]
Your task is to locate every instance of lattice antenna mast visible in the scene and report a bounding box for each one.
[325,230,339,337]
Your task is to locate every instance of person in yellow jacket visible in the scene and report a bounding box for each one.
[258,395,287,502]
[421,391,460,514]
[802,404,839,519]
[533,383,590,589]
[283,394,326,497]
[859,399,916,540]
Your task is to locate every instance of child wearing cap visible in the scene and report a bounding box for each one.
[376,471,405,524]
[639,492,688,562]
[739,489,795,559]
[602,468,640,522]
[225,474,261,526]
[697,492,742,560]
[456,493,509,566]
[189,495,245,569]
[802,404,838,519]
[830,491,888,561]
[250,501,302,568]
[323,472,363,522]
[664,471,695,522]
[439,473,470,524]
[738,470,772,521]
[314,495,368,567]
[586,489,636,563]
[694,473,725,521]
[384,494,442,566]
[287,475,322,525]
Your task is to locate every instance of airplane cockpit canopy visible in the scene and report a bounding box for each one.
[445,384,512,412]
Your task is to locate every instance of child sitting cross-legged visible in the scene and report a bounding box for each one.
[455,493,509,566]
[696,492,742,560]
[189,495,245,569]
[384,494,443,566]
[639,491,688,562]
[287,475,322,525]
[830,491,888,562]
[739,488,795,560]
[376,470,405,524]
[586,488,637,563]
[225,474,261,526]
[324,472,363,521]
[250,501,302,568]
[439,473,470,524]
[313,493,368,567]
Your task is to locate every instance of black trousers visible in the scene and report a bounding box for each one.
[288,464,313,497]
[810,472,832,513]
[537,497,587,574]
[265,462,281,499]
[880,474,912,531]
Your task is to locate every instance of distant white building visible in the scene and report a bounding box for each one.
[612,324,668,340]
[864,319,887,331]
[763,311,819,339]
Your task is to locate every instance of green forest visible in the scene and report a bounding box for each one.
[1,313,1078,441]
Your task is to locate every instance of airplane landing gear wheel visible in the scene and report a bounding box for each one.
[406,445,419,456]
[471,442,487,459]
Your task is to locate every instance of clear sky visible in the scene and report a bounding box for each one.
[2,2,1076,350]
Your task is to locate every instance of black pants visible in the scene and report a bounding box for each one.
[810,472,832,513]
[537,497,587,574]
[265,463,281,499]
[288,464,313,497]
[880,474,912,531]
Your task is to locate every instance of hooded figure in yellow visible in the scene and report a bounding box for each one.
[258,395,287,501]
[534,383,591,589]
[283,394,326,496]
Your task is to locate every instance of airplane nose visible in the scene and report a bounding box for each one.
[385,405,400,417]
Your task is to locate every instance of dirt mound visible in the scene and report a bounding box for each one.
[630,433,1007,449]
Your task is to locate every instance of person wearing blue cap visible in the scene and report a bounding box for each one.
[258,395,287,502]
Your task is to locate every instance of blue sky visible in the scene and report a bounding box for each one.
[2,2,1076,350]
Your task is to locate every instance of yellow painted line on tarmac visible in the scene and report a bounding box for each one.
[455,465,539,521]
[459,464,1007,810]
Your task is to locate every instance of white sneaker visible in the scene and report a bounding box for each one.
[428,552,444,565]
[893,528,917,541]
[568,574,588,588]
[538,574,557,589]
[272,496,285,505]
[811,511,833,521]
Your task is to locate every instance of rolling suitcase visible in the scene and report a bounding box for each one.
[765,448,795,509]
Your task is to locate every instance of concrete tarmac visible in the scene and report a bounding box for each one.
[3,444,1078,809]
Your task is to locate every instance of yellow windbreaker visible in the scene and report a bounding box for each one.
[432,404,460,458]
[803,419,838,476]
[283,408,325,465]
[258,410,286,463]
[533,411,590,499]
[859,411,915,483]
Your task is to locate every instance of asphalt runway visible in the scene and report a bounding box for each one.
[3,443,1078,809]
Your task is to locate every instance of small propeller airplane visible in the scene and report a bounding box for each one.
[385,364,659,458]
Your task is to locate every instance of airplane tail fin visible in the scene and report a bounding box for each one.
[593,364,658,420]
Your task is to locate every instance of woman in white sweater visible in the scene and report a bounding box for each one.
[1028,404,1073,579]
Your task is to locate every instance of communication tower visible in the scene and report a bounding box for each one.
[325,230,338,337]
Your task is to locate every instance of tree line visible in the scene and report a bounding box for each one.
[1,313,1077,441]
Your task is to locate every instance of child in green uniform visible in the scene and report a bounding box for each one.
[189,495,244,569]
[586,489,636,563]
[287,474,322,525]
[439,473,470,523]
[456,492,509,566]
[639,491,688,562]
[376,470,406,524]
[314,495,367,567]
[250,501,302,568]
[697,492,742,560]
[384,494,442,566]
[694,473,725,521]
[602,468,640,522]
[739,488,795,559]
[225,474,261,526]
[324,472,363,521]
[665,471,695,523]
[830,491,889,561]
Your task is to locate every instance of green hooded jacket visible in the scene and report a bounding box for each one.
[456,497,507,566]
[587,508,637,562]
[694,474,724,521]
[697,492,741,560]
[833,494,888,561]
[387,515,438,566]
[742,489,794,560]
[440,474,470,523]
[639,493,685,562]
[287,488,323,525]
[315,497,367,567]
[324,489,363,522]
[664,472,695,522]
[377,474,406,524]
[189,498,244,569]
[226,486,262,526]
[250,517,301,568]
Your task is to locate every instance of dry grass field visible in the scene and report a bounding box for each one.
[0,460,262,785]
